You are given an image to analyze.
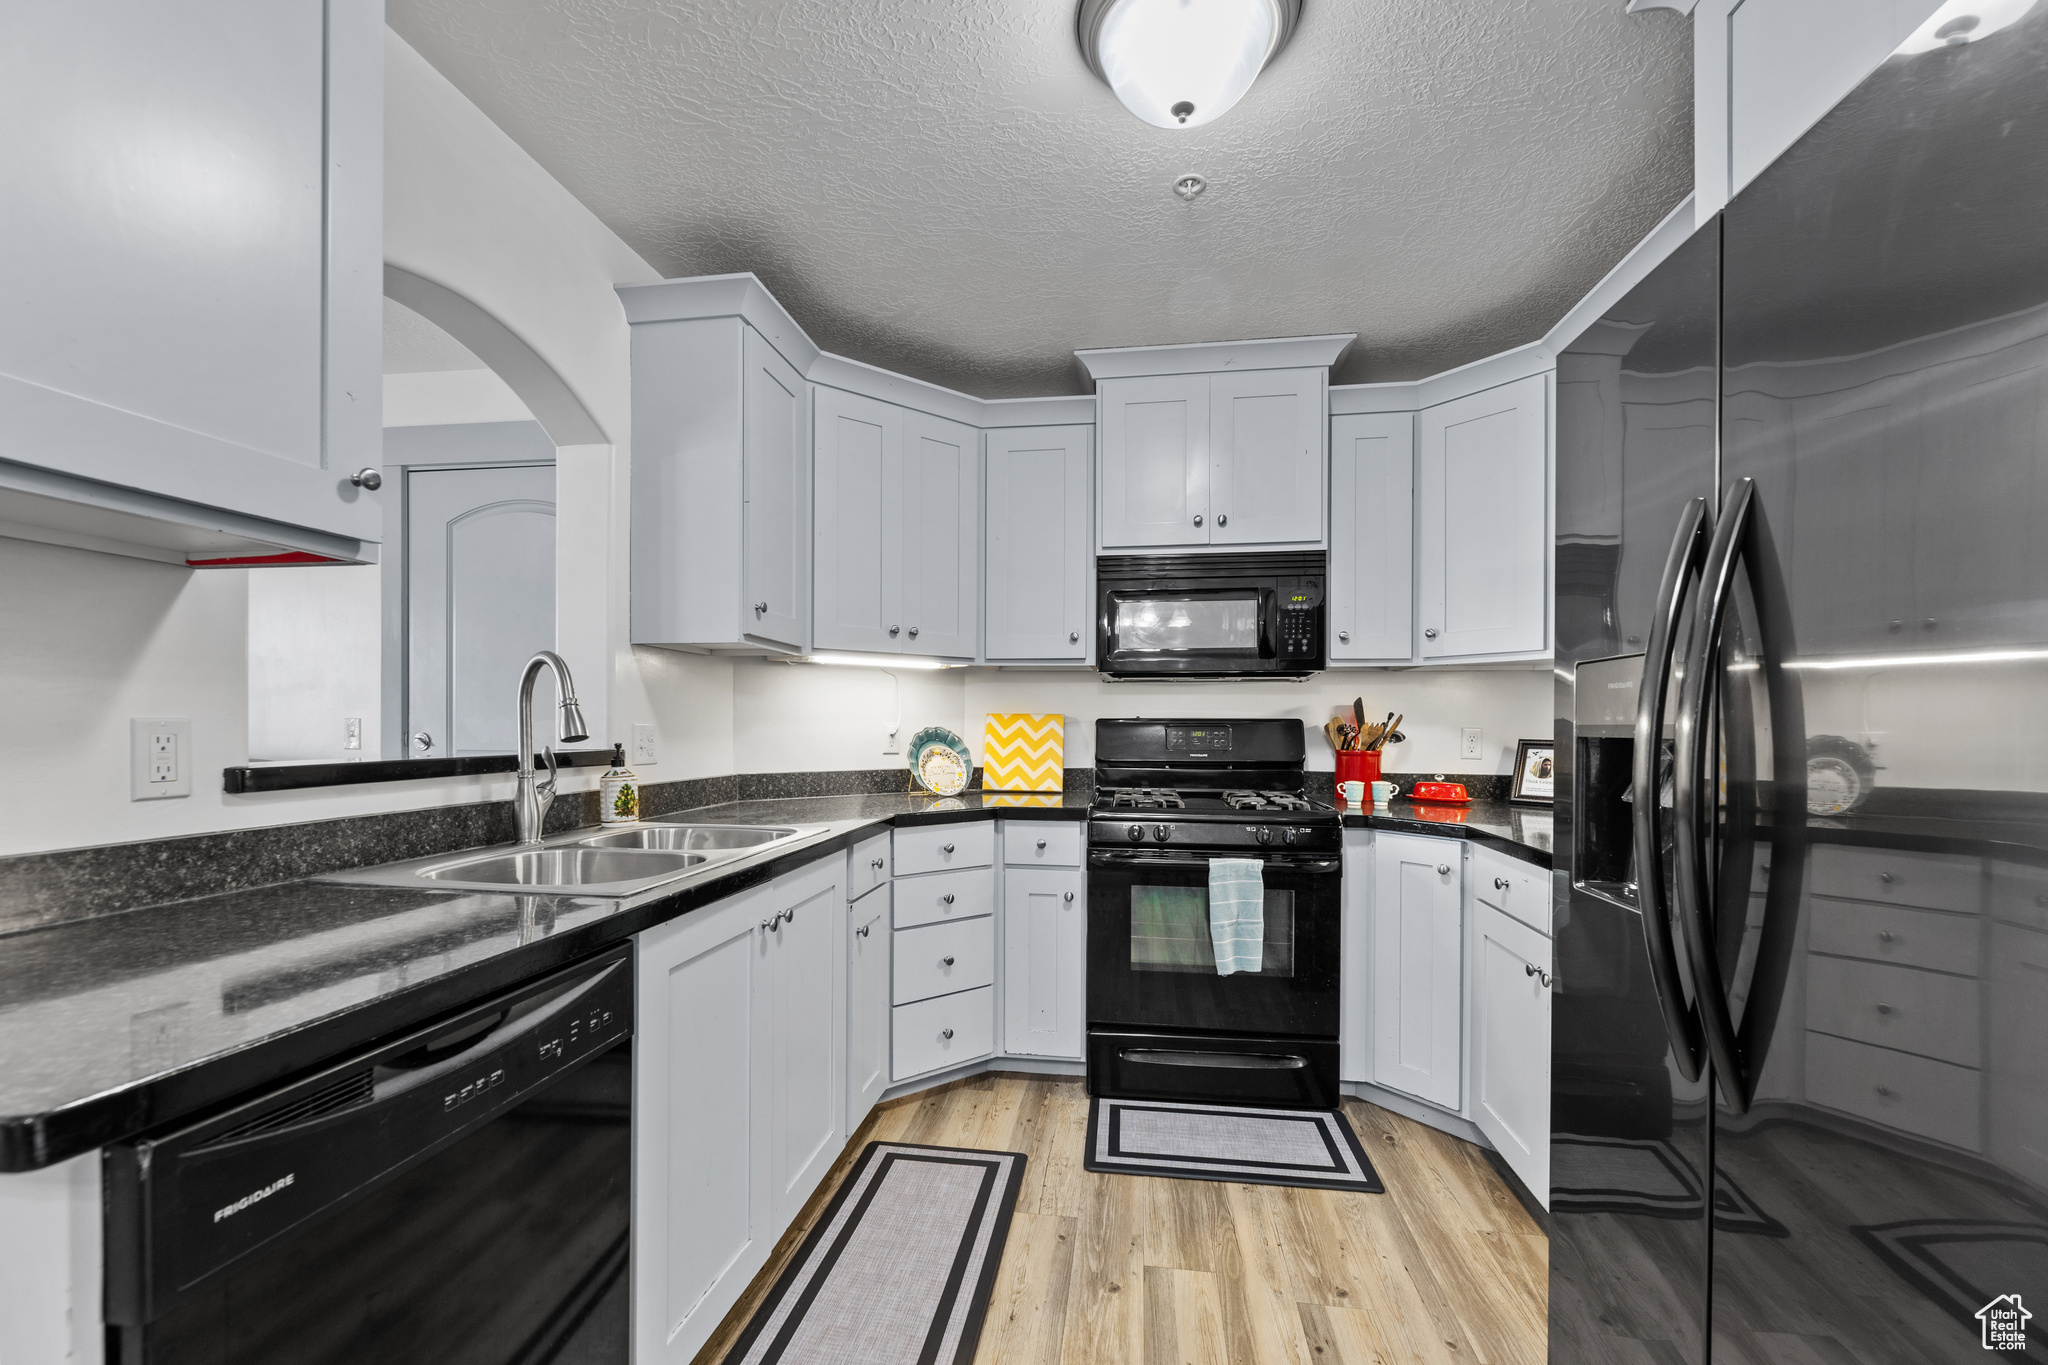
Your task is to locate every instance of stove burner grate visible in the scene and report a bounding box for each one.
[1105,788,1184,810]
[1221,790,1314,812]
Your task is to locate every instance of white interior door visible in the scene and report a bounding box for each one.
[405,463,555,757]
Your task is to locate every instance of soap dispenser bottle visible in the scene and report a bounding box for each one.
[599,743,639,824]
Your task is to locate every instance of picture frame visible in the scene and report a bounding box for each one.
[1511,739,1555,805]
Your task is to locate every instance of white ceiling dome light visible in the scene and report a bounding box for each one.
[1077,0,1303,130]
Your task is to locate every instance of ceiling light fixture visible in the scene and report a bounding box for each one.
[1895,0,2037,52]
[1078,0,1302,130]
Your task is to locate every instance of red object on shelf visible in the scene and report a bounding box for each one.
[185,550,350,568]
[1408,781,1471,803]
[1334,750,1382,792]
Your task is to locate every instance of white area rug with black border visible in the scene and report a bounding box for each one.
[720,1141,1025,1365]
[1084,1096,1384,1193]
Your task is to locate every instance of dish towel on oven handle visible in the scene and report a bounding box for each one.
[1207,858,1265,975]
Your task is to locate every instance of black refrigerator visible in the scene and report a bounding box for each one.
[1551,10,2048,1362]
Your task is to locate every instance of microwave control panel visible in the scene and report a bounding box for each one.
[1278,578,1324,659]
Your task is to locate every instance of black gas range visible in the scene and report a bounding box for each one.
[1085,719,1344,1109]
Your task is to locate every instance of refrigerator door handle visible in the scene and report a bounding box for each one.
[1633,496,1713,1084]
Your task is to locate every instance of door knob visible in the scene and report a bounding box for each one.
[942,956,956,967]
[1424,627,1439,639]
[941,1028,955,1040]
[350,468,382,490]
[1338,631,1350,643]
[1193,514,1204,527]
[1217,514,1228,527]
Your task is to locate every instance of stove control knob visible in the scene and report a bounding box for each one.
[1255,826,1274,845]
[1283,827,1298,846]
[1127,824,1145,843]
[1153,824,1170,842]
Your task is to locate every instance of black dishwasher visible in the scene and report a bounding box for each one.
[104,944,633,1365]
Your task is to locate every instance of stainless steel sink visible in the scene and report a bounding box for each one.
[578,824,798,852]
[414,847,706,894]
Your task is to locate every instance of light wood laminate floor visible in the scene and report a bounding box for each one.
[695,1074,1547,1365]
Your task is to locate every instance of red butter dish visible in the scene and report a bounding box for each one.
[1408,781,1471,804]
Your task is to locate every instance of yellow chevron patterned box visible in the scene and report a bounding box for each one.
[982,714,1064,792]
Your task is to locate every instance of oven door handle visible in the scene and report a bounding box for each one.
[1089,851,1340,874]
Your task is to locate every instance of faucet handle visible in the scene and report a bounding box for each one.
[536,745,560,811]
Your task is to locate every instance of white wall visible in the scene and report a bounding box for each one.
[717,661,1552,779]
[383,368,534,425]
[247,565,383,762]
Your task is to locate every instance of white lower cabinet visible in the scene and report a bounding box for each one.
[1472,903,1552,1204]
[1002,866,1086,1059]
[847,885,891,1134]
[1370,833,1466,1110]
[894,985,997,1079]
[890,826,1000,1082]
[633,857,845,1364]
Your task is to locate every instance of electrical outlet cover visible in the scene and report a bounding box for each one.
[1461,727,1484,760]
[131,718,193,800]
[632,723,658,765]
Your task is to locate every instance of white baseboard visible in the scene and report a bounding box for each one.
[1344,1079,1492,1149]
[880,1053,1085,1104]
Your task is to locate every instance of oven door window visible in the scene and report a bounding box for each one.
[1130,885,1295,975]
[1112,593,1262,654]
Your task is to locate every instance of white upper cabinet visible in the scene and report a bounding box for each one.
[1208,368,1326,546]
[900,410,981,659]
[0,0,383,564]
[1097,374,1210,549]
[629,313,811,654]
[1087,338,1349,554]
[985,425,1092,663]
[1417,374,1549,659]
[1328,412,1414,663]
[813,388,979,660]
[813,387,903,654]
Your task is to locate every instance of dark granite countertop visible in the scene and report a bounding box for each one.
[0,792,1090,1171]
[1341,798,1554,868]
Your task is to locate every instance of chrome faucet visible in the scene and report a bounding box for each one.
[515,650,590,845]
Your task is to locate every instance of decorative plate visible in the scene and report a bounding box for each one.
[910,726,971,796]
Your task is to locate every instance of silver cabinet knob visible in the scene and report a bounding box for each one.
[889,625,901,636]
[1494,877,1510,891]
[1876,1003,1894,1015]
[785,906,796,924]
[1877,930,1896,943]
[1523,962,1554,987]
[761,917,773,931]
[1879,871,1896,884]
[1069,631,1081,643]
[1875,1084,1893,1097]
[856,924,870,938]
[871,857,885,869]
[1424,627,1439,639]
[1036,839,1048,850]
[942,843,955,853]
[1193,514,1204,527]
[1217,513,1228,527]
[941,893,955,904]
[908,626,920,638]
[942,956,956,967]
[350,467,382,490]
[411,732,433,752]
[941,1028,955,1040]
[1338,631,1350,642]
[1064,891,1074,903]
[755,601,768,614]
[1437,864,1452,876]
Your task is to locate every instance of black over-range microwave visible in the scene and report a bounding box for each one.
[1096,552,1326,679]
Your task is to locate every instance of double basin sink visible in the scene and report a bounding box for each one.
[327,821,824,897]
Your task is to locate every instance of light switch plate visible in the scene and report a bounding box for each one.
[131,718,193,800]
[632,723,658,765]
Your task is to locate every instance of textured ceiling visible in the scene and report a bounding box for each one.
[383,297,487,373]
[388,0,1693,395]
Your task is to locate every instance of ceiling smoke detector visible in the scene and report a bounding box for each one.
[1174,173,1208,201]
[1077,0,1303,130]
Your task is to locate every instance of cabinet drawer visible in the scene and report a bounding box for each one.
[1809,845,1980,914]
[1808,900,1978,977]
[1474,848,1549,935]
[893,822,994,877]
[1990,861,2048,932]
[1805,1031,1982,1151]
[892,985,995,1080]
[848,831,891,901]
[1005,822,1081,868]
[892,868,996,929]
[893,917,996,1005]
[1804,955,1981,1066]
